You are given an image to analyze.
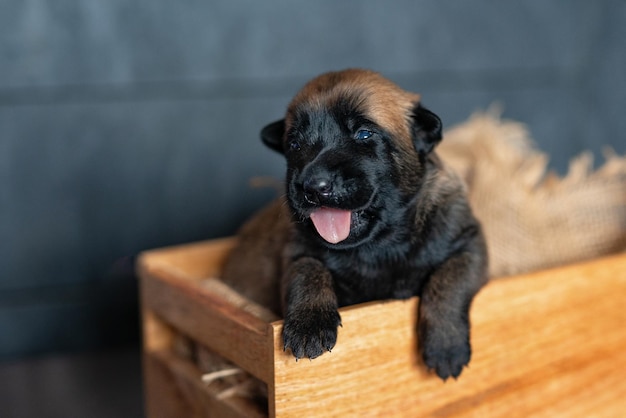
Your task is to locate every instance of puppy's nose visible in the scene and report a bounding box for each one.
[303,177,333,204]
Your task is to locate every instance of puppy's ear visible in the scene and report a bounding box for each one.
[260,119,286,154]
[411,104,442,154]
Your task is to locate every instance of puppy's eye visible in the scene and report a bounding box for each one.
[289,139,301,151]
[354,130,374,140]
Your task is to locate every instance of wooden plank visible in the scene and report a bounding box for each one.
[269,254,626,417]
[271,299,423,417]
[142,309,175,352]
[140,237,236,280]
[138,254,276,383]
[144,349,267,418]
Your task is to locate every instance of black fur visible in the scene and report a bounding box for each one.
[224,70,488,380]
[412,103,443,154]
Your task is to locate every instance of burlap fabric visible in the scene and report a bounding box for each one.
[439,112,626,278]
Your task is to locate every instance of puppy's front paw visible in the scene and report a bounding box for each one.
[420,323,471,380]
[283,307,341,360]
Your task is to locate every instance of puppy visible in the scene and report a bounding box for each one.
[222,69,488,380]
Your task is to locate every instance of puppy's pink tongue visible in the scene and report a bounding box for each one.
[309,208,351,244]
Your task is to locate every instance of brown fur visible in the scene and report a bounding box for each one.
[286,69,420,143]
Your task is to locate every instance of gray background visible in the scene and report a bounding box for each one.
[1,1,625,360]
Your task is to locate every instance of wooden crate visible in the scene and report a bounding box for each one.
[138,238,626,417]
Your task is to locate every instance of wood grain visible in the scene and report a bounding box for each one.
[144,349,266,418]
[140,237,236,280]
[139,239,626,417]
[139,249,276,383]
[269,254,626,417]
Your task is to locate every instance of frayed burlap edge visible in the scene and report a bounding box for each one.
[439,111,626,278]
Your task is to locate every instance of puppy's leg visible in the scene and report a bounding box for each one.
[418,238,487,380]
[282,257,342,360]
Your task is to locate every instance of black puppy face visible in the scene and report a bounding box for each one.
[261,70,442,248]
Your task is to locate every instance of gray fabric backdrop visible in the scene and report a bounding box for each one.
[1,1,624,358]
